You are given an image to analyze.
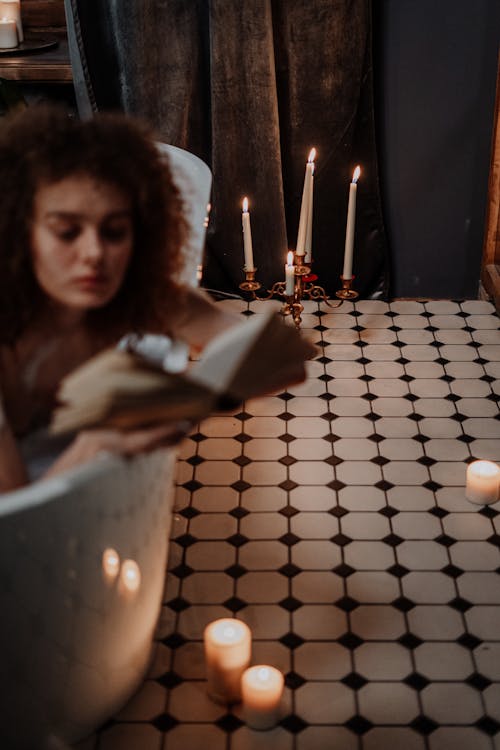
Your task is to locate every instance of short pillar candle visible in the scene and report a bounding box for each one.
[241,665,284,730]
[204,618,251,703]
[465,460,500,505]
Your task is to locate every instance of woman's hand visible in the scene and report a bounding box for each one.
[42,421,192,479]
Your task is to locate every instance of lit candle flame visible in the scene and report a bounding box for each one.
[352,166,361,183]
[242,197,249,213]
[308,148,316,163]
[287,250,294,266]
[258,667,270,682]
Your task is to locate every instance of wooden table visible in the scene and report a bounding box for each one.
[0,35,71,83]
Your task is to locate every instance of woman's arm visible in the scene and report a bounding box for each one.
[0,403,29,492]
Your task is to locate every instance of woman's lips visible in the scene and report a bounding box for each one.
[74,274,108,288]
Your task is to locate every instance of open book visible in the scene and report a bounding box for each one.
[50,311,315,435]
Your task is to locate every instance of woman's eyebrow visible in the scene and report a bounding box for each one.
[44,210,132,220]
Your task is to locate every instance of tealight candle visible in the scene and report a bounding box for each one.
[204,618,251,703]
[242,197,255,272]
[0,0,22,42]
[466,460,500,505]
[0,17,17,48]
[241,665,284,730]
[342,165,361,280]
[285,250,295,296]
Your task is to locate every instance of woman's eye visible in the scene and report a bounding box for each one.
[56,226,80,242]
[101,225,131,242]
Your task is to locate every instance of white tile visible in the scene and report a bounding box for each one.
[289,461,335,485]
[250,640,291,674]
[288,438,336,460]
[402,571,456,604]
[293,604,347,639]
[242,461,288,485]
[297,727,358,750]
[359,328,398,344]
[397,329,435,344]
[418,418,462,438]
[328,379,368,397]
[322,344,360,360]
[241,486,288,511]
[364,728,425,750]
[430,462,466,486]
[434,329,472,344]
[450,379,492,397]
[245,396,289,416]
[321,313,358,328]
[295,682,356,723]
[291,540,342,569]
[244,417,291,438]
[177,604,228,639]
[391,300,426,314]
[186,541,235,571]
[344,540,395,569]
[190,486,239,512]
[354,642,412,679]
[330,397,372,416]
[463,417,500,438]
[426,301,462,314]
[458,572,500,603]
[450,541,500,570]
[340,485,386,511]
[397,541,449,570]
[173,641,205,679]
[244,438,288,461]
[340,512,391,540]
[329,417,374,437]
[294,641,351,679]
[461,300,495,314]
[337,461,383,485]
[383,461,430,485]
[472,438,500,460]
[439,344,479,361]
[415,398,455,416]
[334,438,379,460]
[465,605,500,640]
[443,513,493,540]
[409,379,450,397]
[165,725,226,750]
[429,728,492,750]
[408,605,464,640]
[472,328,500,345]
[347,571,400,603]
[324,360,366,378]
[350,605,406,639]
[380,438,423,460]
[368,379,409,397]
[391,512,442,539]
[286,396,328,416]
[425,439,470,461]
[289,485,337,510]
[421,683,483,724]
[169,681,226,722]
[356,299,391,313]
[290,511,339,538]
[484,361,500,376]
[286,417,331,438]
[400,345,440,361]
[196,461,241,485]
[189,513,237,539]
[476,642,500,680]
[198,438,241,460]
[357,313,393,328]
[393,315,428,329]
[239,605,290,639]
[322,328,359,344]
[414,642,473,679]
[292,571,344,602]
[363,344,402,361]
[387,486,436,511]
[238,541,288,570]
[445,361,485,378]
[199,416,242,437]
[287,377,331,396]
[484,683,500,721]
[372,398,413,417]
[375,418,418,438]
[239,513,288,540]
[237,572,288,602]
[358,683,419,723]
[182,572,233,605]
[366,361,406,378]
[430,311,467,326]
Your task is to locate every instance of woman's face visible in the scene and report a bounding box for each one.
[30,175,134,317]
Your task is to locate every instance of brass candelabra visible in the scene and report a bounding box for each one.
[239,255,358,328]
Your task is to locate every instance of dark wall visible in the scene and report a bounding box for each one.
[374,0,500,298]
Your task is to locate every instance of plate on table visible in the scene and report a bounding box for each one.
[0,37,59,56]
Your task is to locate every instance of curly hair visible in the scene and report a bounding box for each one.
[0,105,187,345]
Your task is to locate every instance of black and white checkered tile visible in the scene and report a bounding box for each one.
[86,298,500,750]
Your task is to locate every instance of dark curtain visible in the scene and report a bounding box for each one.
[67,0,389,298]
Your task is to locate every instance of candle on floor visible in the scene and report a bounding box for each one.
[0,17,17,48]
[204,618,251,703]
[242,197,255,272]
[0,0,22,42]
[285,250,295,296]
[296,148,316,257]
[465,460,500,505]
[342,165,361,280]
[241,665,284,730]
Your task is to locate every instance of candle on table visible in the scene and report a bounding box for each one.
[285,250,295,296]
[0,17,17,48]
[296,148,316,257]
[241,665,284,730]
[204,618,251,703]
[242,197,255,272]
[0,0,22,42]
[342,165,361,280]
[304,167,314,264]
[465,460,500,505]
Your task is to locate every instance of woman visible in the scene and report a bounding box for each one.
[0,105,291,492]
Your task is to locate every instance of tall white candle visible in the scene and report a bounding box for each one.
[204,618,251,703]
[241,665,284,730]
[285,250,295,295]
[0,1,22,42]
[342,165,361,280]
[466,460,500,505]
[242,197,255,271]
[296,148,316,257]
[304,169,314,264]
[0,17,17,48]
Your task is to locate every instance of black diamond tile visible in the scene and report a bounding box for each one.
[279,532,301,546]
[314,324,328,332]
[382,533,404,547]
[279,433,296,443]
[371,455,390,466]
[410,715,439,736]
[487,533,500,548]
[360,374,375,382]
[413,434,430,443]
[224,563,248,579]
[399,373,415,381]
[186,454,205,466]
[480,374,495,383]
[335,596,359,612]
[278,392,295,401]
[319,373,333,382]
[435,533,456,547]
[375,480,395,491]
[417,455,437,467]
[476,716,500,736]
[449,596,473,612]
[362,393,378,401]
[182,479,203,492]
[281,714,309,733]
[328,479,347,491]
[279,596,303,612]
[435,357,450,366]
[404,393,419,402]
[323,433,341,443]
[440,374,455,382]
[392,596,416,612]
[466,672,492,691]
[279,505,300,518]
[389,325,402,332]
[230,480,251,492]
[379,505,399,518]
[368,433,385,443]
[241,309,256,316]
[234,411,252,421]
[408,413,424,422]
[279,562,301,578]
[279,479,299,491]
[223,596,246,613]
[429,506,449,518]
[324,454,344,467]
[404,672,430,691]
[277,411,295,421]
[173,533,198,548]
[190,432,207,443]
[356,357,370,365]
[423,480,443,492]
[170,563,194,579]
[338,632,364,649]
[215,714,245,732]
[366,413,382,422]
[279,632,305,650]
[320,412,335,422]
[179,506,201,519]
[344,715,374,735]
[333,563,356,578]
[388,563,410,578]
[456,632,482,650]
[279,455,298,466]
[229,506,250,519]
[451,413,468,423]
[152,713,179,732]
[329,505,349,518]
[479,505,499,518]
[398,632,423,650]
[284,671,307,690]
[317,356,333,364]
[445,393,461,402]
[234,432,252,443]
[227,533,249,548]
[232,455,252,467]
[341,671,368,690]
[156,670,184,689]
[457,434,475,444]
[396,357,410,365]
[166,596,191,612]
[331,533,352,547]
[441,564,464,579]
[319,392,335,401]
[162,632,187,649]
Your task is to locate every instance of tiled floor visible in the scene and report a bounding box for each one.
[87,298,500,750]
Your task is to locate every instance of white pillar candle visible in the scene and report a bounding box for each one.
[342,165,361,280]
[241,665,284,730]
[304,169,314,264]
[0,17,17,48]
[296,148,316,257]
[242,197,255,271]
[204,618,251,703]
[0,1,22,42]
[285,250,295,295]
[465,460,500,505]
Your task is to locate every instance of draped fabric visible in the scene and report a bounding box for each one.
[67,0,389,297]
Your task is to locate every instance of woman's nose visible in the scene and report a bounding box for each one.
[81,228,105,264]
